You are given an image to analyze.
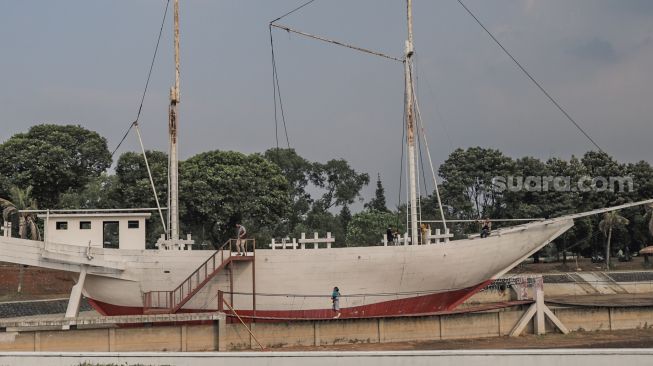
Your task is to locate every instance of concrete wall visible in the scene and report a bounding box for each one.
[3,350,653,366]
[1,306,653,352]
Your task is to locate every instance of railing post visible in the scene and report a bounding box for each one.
[218,290,224,312]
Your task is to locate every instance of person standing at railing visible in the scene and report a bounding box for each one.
[235,223,247,256]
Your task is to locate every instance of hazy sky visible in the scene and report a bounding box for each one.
[2,1,652,209]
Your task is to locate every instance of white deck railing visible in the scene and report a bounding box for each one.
[269,232,335,250]
[381,228,453,246]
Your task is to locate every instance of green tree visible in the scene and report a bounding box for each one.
[0,125,111,208]
[339,205,352,237]
[436,147,515,239]
[599,211,629,270]
[264,148,314,233]
[0,186,40,293]
[365,173,388,212]
[59,174,117,209]
[346,210,404,246]
[311,159,370,211]
[180,150,290,247]
[294,208,346,246]
[581,151,626,209]
[111,151,168,246]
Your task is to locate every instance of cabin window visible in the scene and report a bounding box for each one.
[127,220,139,229]
[55,221,68,230]
[79,221,92,230]
[103,221,120,249]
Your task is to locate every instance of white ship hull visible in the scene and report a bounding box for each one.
[0,219,573,319]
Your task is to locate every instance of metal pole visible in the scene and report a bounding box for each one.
[168,0,180,241]
[405,0,418,243]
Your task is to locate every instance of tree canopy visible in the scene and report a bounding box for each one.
[180,150,290,246]
[0,124,111,207]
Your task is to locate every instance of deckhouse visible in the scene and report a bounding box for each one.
[38,212,151,250]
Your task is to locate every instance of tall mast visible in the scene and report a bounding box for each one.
[168,0,180,241]
[405,0,419,243]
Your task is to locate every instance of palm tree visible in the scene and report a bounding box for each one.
[0,186,40,293]
[599,211,629,271]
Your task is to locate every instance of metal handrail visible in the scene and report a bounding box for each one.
[143,238,255,312]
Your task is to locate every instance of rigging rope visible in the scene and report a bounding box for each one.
[110,0,171,158]
[109,0,171,235]
[267,0,321,150]
[456,0,604,153]
[410,59,448,231]
[135,124,168,235]
[269,26,291,149]
[397,90,406,233]
[271,24,404,63]
[270,0,318,24]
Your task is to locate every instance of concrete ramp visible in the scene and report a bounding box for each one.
[573,272,627,295]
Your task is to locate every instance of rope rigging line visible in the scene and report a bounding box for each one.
[270,24,404,63]
[110,0,171,158]
[269,26,291,149]
[270,0,318,24]
[135,125,168,236]
[455,0,604,153]
[397,88,407,232]
[410,59,448,231]
[267,0,322,150]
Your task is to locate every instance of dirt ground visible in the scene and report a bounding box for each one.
[275,328,653,352]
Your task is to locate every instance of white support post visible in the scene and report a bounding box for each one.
[534,278,545,335]
[326,232,332,249]
[313,232,319,249]
[63,265,88,329]
[1,222,10,238]
[509,275,569,337]
[301,233,306,249]
[444,228,450,243]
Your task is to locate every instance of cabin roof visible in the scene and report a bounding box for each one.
[37,213,152,219]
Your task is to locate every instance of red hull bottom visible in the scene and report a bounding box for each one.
[87,281,491,320]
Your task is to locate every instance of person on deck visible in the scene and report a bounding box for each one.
[235,223,247,256]
[420,223,428,245]
[331,286,341,318]
[386,227,394,246]
[480,218,491,238]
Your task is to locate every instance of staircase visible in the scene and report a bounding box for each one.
[143,239,254,314]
